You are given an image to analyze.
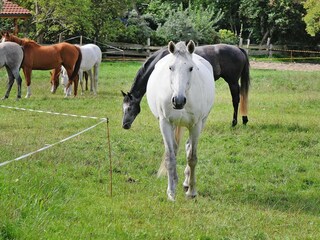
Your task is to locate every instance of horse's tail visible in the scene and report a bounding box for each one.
[157,126,184,177]
[70,46,82,80]
[239,48,250,118]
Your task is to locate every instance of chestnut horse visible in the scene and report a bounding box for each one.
[1,33,82,98]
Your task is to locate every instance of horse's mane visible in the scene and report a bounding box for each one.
[20,38,38,46]
[175,42,188,54]
[9,34,39,46]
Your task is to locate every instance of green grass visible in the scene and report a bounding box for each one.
[0,62,319,239]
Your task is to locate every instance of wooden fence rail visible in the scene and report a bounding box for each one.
[62,35,320,62]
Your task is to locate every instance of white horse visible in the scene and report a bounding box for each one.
[146,41,215,201]
[61,43,102,96]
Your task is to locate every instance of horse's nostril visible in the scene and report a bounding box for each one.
[172,97,176,104]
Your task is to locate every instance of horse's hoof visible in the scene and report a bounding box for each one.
[232,119,237,127]
[183,185,189,192]
[242,116,248,125]
[186,192,197,199]
[167,194,175,202]
[1,96,8,100]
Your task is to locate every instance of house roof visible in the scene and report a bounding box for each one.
[0,0,32,18]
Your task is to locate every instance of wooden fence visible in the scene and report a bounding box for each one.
[62,35,320,62]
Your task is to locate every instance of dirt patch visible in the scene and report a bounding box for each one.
[250,61,320,71]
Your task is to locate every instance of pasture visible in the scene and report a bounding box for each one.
[0,61,319,239]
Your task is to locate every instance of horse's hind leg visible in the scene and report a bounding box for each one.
[12,69,22,99]
[228,81,240,127]
[73,75,79,97]
[2,67,15,99]
[79,70,84,95]
[87,69,95,95]
[93,64,99,94]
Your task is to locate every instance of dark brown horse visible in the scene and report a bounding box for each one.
[1,32,82,97]
[122,44,250,128]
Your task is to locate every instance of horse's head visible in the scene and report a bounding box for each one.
[121,90,141,129]
[1,32,10,43]
[1,32,21,45]
[168,40,195,110]
[50,67,61,94]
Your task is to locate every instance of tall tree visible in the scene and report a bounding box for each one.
[240,0,310,45]
[303,0,320,36]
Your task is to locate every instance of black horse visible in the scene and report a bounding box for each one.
[122,44,250,129]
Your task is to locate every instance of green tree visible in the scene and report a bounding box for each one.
[240,0,310,45]
[14,0,129,43]
[303,0,320,36]
[116,9,152,44]
[154,2,222,44]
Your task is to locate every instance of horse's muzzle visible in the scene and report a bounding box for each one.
[172,96,186,109]
[122,122,132,129]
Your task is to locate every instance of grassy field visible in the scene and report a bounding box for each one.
[0,61,319,239]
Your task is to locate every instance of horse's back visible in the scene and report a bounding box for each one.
[195,44,247,80]
[0,42,23,68]
[80,44,102,70]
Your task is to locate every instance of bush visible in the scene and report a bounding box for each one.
[218,29,238,44]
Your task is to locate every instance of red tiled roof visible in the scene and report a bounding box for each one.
[0,0,31,18]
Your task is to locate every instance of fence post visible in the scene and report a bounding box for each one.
[246,39,250,54]
[239,37,243,47]
[147,37,151,56]
[59,33,62,43]
[268,44,273,58]
[80,35,83,46]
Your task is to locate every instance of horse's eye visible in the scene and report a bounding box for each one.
[169,66,173,71]
[189,67,193,72]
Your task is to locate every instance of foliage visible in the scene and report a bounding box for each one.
[218,29,238,44]
[303,0,320,36]
[116,9,152,44]
[156,3,222,44]
[239,0,308,44]
[2,0,319,46]
[156,6,197,44]
[0,62,320,239]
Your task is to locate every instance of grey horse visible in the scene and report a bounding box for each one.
[0,41,24,99]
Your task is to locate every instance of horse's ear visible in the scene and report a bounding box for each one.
[187,40,195,54]
[121,90,126,97]
[168,41,175,53]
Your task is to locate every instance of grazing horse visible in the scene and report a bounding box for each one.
[146,41,215,201]
[1,32,82,98]
[122,44,250,129]
[0,42,24,99]
[53,44,102,96]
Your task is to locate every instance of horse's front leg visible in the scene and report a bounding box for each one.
[159,118,178,201]
[183,123,202,198]
[23,67,32,98]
